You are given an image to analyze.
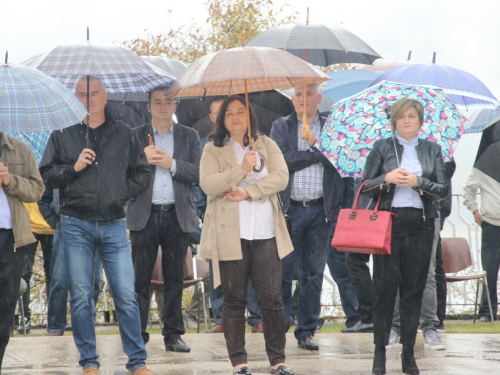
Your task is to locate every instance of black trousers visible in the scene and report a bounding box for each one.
[346,252,374,324]
[219,238,286,367]
[131,206,189,344]
[373,208,434,346]
[0,230,24,371]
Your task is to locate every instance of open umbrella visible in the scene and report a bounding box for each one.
[245,23,381,67]
[0,61,87,132]
[361,57,418,72]
[316,81,468,177]
[141,56,187,78]
[5,131,51,165]
[473,117,500,184]
[322,70,382,103]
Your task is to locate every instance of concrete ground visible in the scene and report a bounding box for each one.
[3,328,500,375]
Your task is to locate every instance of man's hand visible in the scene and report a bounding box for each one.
[473,210,483,226]
[300,126,316,147]
[145,145,173,169]
[242,150,257,176]
[74,148,96,172]
[0,162,10,186]
[223,186,250,202]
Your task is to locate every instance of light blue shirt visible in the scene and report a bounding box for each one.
[151,123,177,205]
[391,134,423,209]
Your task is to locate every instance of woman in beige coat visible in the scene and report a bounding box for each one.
[199,96,294,375]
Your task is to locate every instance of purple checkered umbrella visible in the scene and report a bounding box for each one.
[21,43,175,93]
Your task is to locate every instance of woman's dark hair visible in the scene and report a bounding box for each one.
[209,95,260,148]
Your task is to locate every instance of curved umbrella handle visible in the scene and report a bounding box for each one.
[248,145,264,173]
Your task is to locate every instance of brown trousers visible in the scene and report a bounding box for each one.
[219,238,286,367]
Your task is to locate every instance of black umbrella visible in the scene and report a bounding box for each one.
[474,116,500,182]
[246,23,381,67]
[175,90,295,136]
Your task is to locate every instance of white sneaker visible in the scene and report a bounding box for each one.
[423,329,446,350]
[386,328,401,348]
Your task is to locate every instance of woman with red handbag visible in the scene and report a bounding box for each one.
[360,98,448,375]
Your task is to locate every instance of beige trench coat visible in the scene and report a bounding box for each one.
[199,135,293,288]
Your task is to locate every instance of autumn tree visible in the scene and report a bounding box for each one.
[123,0,299,64]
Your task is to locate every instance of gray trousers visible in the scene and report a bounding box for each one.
[392,214,441,333]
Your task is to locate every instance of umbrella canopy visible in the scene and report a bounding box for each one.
[167,46,330,97]
[21,43,175,93]
[323,70,382,103]
[361,58,419,72]
[245,23,381,67]
[141,56,187,78]
[176,90,295,136]
[474,117,500,183]
[316,81,467,177]
[463,108,500,134]
[0,63,87,132]
[5,131,51,165]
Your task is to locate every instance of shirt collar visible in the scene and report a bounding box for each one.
[297,112,320,126]
[396,133,419,146]
[151,122,174,136]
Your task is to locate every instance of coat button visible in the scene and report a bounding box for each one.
[220,208,225,213]
[220,224,225,230]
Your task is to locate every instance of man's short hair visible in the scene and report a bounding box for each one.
[76,76,106,90]
[148,85,171,105]
[209,96,226,113]
[293,82,319,95]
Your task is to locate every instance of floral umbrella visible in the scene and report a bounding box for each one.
[316,80,468,177]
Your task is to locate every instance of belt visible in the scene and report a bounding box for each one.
[290,197,323,207]
[152,203,176,211]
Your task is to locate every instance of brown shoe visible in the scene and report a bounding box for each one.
[133,366,155,375]
[48,331,62,336]
[251,322,263,333]
[83,367,98,375]
[206,324,223,333]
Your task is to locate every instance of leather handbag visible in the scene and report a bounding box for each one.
[331,180,395,255]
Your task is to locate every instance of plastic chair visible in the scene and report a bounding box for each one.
[150,247,208,332]
[441,237,494,325]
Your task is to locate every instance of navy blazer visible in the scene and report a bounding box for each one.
[270,112,354,221]
[125,122,202,233]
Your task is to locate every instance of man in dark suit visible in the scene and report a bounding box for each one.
[270,83,356,351]
[125,85,202,353]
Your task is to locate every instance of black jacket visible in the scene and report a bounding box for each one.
[361,137,448,221]
[38,188,59,229]
[270,112,354,221]
[39,108,151,221]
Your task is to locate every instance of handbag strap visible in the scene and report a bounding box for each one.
[353,180,383,212]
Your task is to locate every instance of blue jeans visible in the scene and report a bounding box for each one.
[327,223,360,328]
[479,221,500,318]
[282,201,330,340]
[61,215,147,372]
[48,226,103,335]
[208,260,262,326]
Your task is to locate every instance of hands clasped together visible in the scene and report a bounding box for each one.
[223,150,257,202]
[385,167,418,187]
[144,145,173,169]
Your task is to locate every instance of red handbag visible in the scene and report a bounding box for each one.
[331,180,396,255]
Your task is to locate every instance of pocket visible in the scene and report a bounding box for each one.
[60,214,73,222]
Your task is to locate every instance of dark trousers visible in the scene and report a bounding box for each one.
[435,235,447,325]
[18,234,53,321]
[479,221,500,318]
[346,252,374,324]
[0,230,24,371]
[373,208,434,346]
[219,238,286,367]
[131,206,189,344]
[282,201,330,340]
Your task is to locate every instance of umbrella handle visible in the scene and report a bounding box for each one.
[253,157,264,173]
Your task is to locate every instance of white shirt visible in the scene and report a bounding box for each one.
[230,138,275,240]
[0,187,12,229]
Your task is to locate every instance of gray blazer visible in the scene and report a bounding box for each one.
[125,122,202,233]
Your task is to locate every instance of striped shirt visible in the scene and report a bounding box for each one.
[291,114,324,201]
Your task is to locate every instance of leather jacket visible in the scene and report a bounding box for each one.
[361,137,448,221]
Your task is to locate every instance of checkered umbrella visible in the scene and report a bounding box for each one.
[0,63,87,132]
[167,46,330,97]
[6,131,51,165]
[21,42,175,93]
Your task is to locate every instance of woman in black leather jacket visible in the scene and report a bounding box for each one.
[361,98,448,375]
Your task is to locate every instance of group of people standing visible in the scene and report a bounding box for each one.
[1,73,491,375]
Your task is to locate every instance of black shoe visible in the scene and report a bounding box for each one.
[372,345,386,375]
[297,334,319,350]
[234,367,252,375]
[341,321,373,333]
[401,344,419,374]
[165,338,191,352]
[17,319,31,334]
[270,365,295,375]
[65,324,73,332]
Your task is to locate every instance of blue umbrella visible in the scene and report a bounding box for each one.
[323,70,382,103]
[0,63,87,132]
[5,131,51,165]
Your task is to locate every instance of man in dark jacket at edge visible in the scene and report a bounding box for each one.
[39,77,154,375]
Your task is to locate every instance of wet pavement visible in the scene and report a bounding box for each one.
[3,330,500,374]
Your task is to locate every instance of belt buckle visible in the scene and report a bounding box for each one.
[160,204,170,210]
[302,200,310,207]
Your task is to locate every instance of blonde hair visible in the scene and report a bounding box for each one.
[390,98,424,135]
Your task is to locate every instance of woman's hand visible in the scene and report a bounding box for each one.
[242,150,257,176]
[385,168,418,187]
[223,186,250,202]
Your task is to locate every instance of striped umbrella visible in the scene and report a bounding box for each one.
[0,63,87,132]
